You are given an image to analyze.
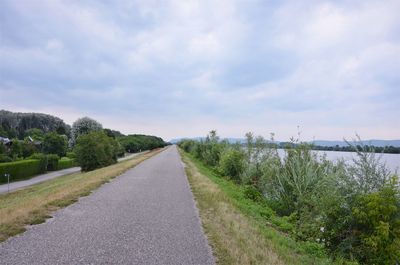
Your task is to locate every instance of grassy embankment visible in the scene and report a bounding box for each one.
[0,149,163,242]
[180,149,334,265]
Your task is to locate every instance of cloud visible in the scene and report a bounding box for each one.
[0,0,399,140]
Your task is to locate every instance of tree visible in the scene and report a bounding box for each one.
[24,128,44,140]
[70,117,102,146]
[74,131,117,171]
[42,132,68,157]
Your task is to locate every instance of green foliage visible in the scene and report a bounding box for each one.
[118,134,166,153]
[219,147,246,182]
[326,177,400,264]
[71,117,103,146]
[66,151,76,159]
[0,154,12,163]
[74,131,118,171]
[180,131,399,264]
[243,185,265,203]
[29,153,48,173]
[0,110,69,139]
[46,154,60,171]
[0,159,42,183]
[24,128,44,140]
[57,157,76,170]
[21,140,38,158]
[42,132,67,157]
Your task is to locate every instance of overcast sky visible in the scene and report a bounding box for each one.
[1,0,399,141]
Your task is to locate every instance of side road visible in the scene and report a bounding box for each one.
[0,146,215,265]
[0,152,147,194]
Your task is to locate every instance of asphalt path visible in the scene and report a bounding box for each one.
[0,146,215,265]
[0,152,147,194]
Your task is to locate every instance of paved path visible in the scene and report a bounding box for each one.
[0,152,147,194]
[0,146,215,265]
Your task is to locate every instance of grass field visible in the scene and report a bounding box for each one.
[0,149,163,242]
[180,149,335,265]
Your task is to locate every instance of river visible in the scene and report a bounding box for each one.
[275,149,400,174]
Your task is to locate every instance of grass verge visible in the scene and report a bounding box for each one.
[0,149,163,242]
[180,149,335,265]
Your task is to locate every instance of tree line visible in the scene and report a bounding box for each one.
[0,110,167,173]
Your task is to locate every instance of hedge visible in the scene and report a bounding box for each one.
[0,159,43,184]
[57,157,76,170]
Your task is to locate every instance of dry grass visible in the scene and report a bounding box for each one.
[181,151,286,265]
[0,149,163,242]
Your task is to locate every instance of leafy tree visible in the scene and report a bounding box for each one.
[70,117,102,146]
[219,147,246,182]
[24,128,44,140]
[74,131,117,171]
[42,132,68,157]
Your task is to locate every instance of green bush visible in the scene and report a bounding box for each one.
[46,154,60,171]
[66,151,76,159]
[0,154,12,163]
[0,159,42,183]
[74,131,118,171]
[42,132,67,157]
[57,157,76,170]
[28,153,48,173]
[219,148,246,182]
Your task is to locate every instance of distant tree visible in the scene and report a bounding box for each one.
[42,132,68,157]
[24,128,44,140]
[103,128,124,139]
[70,117,102,146]
[74,131,117,171]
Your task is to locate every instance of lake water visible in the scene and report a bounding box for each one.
[275,149,400,174]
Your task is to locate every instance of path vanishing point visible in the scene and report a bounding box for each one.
[0,146,215,265]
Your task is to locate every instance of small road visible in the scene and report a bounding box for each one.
[0,146,215,265]
[0,152,147,194]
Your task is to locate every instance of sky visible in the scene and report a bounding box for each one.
[0,0,399,141]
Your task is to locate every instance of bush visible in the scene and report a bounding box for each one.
[42,132,67,157]
[46,154,60,171]
[28,153,48,173]
[0,159,42,183]
[57,157,76,170]
[219,148,246,182]
[74,131,118,171]
[0,154,12,163]
[66,151,76,159]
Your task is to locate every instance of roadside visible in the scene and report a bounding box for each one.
[0,149,162,242]
[179,149,334,265]
[0,151,148,194]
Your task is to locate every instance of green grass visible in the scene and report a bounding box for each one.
[180,149,336,265]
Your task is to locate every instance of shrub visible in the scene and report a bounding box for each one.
[0,159,42,183]
[28,153,48,173]
[219,148,246,182]
[0,154,12,163]
[325,176,400,264]
[46,154,60,171]
[57,157,76,170]
[74,131,118,171]
[66,151,76,159]
[42,132,67,157]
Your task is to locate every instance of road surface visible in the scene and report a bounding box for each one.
[0,146,215,265]
[0,152,147,194]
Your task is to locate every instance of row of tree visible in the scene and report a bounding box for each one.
[1,111,167,172]
[179,131,399,265]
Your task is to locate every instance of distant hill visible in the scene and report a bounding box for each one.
[0,110,70,139]
[171,137,400,147]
